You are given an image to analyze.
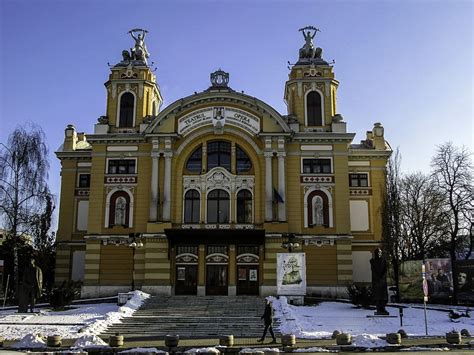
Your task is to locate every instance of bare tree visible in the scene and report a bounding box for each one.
[381,149,403,301]
[0,125,50,294]
[431,142,473,304]
[399,173,447,260]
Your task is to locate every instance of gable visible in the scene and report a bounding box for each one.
[145,92,290,136]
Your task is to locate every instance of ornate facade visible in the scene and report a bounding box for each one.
[55,28,391,297]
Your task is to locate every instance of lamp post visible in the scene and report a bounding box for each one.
[128,233,143,291]
[281,233,300,253]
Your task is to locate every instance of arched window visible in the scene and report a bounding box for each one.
[207,189,229,223]
[237,189,252,223]
[184,189,200,223]
[236,146,252,173]
[119,92,135,127]
[307,190,329,227]
[108,191,131,227]
[306,91,322,126]
[152,101,157,116]
[207,141,231,171]
[186,146,202,173]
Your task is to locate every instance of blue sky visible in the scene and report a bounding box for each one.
[1,0,473,205]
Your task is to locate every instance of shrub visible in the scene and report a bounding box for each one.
[48,280,81,310]
[347,284,373,309]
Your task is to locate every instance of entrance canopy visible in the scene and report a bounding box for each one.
[165,228,265,246]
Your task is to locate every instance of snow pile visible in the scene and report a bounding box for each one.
[11,333,46,349]
[72,334,109,349]
[79,290,150,335]
[185,347,221,353]
[293,347,333,352]
[351,334,387,348]
[240,348,280,353]
[119,348,167,354]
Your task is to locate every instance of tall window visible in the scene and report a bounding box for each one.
[108,191,131,227]
[207,141,231,171]
[302,158,331,174]
[184,189,200,223]
[236,146,252,173]
[349,173,369,187]
[207,189,229,223]
[108,159,136,174]
[119,92,135,127]
[307,91,322,126]
[186,146,202,173]
[237,189,252,223]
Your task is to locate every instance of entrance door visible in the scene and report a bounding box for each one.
[206,265,228,295]
[175,265,198,295]
[237,265,259,295]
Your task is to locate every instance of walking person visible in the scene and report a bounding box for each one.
[258,299,277,343]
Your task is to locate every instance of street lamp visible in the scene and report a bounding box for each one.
[281,233,300,253]
[128,233,143,291]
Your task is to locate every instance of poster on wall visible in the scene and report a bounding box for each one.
[277,253,306,295]
[399,260,423,301]
[399,258,453,302]
[456,259,474,303]
[424,258,453,303]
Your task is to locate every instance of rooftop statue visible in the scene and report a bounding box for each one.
[120,28,150,64]
[298,26,323,61]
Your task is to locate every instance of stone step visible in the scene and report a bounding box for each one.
[103,295,279,338]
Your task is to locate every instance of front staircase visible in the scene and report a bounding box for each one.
[103,296,279,338]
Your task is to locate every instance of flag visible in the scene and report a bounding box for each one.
[273,188,284,203]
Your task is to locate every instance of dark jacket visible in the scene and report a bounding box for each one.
[261,303,273,325]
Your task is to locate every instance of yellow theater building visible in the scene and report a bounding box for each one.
[55,28,391,298]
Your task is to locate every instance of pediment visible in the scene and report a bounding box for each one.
[145,92,290,136]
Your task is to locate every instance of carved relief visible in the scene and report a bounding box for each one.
[206,253,229,264]
[236,253,259,264]
[184,167,254,195]
[176,253,198,264]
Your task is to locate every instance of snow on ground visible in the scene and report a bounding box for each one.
[119,348,167,353]
[185,347,220,353]
[240,348,280,353]
[10,334,46,349]
[271,296,473,338]
[72,334,109,349]
[0,290,150,340]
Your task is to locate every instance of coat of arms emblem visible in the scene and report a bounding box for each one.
[212,107,226,133]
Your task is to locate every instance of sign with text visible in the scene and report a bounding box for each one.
[277,253,306,295]
[177,107,260,136]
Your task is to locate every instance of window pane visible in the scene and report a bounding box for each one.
[119,92,135,128]
[236,146,252,173]
[79,174,90,187]
[207,199,218,223]
[207,141,231,172]
[186,146,202,173]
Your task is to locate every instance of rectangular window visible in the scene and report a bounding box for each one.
[78,174,90,187]
[302,158,332,174]
[349,173,369,187]
[107,159,136,174]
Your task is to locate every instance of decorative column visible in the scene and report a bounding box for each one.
[264,151,273,221]
[149,151,160,221]
[162,151,172,221]
[277,152,287,221]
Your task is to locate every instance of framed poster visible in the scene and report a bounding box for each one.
[249,269,258,281]
[238,267,247,281]
[177,267,186,281]
[277,253,306,295]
